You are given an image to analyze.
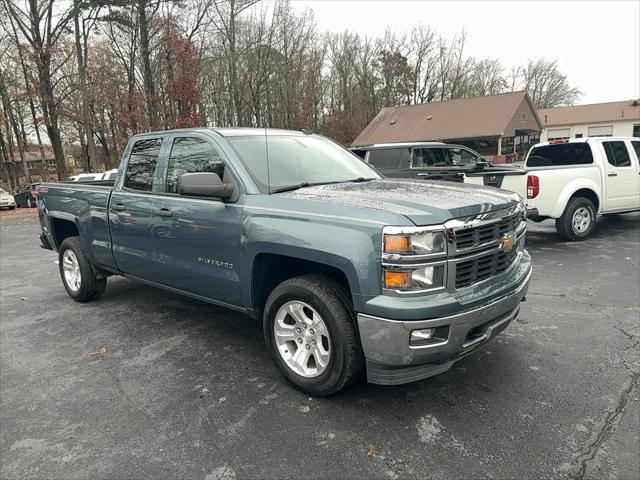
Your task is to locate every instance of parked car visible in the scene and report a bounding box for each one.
[13,183,40,208]
[522,137,640,240]
[69,169,119,182]
[0,188,17,210]
[354,142,525,187]
[69,173,103,182]
[101,169,119,181]
[37,128,531,395]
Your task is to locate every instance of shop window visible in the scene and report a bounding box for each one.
[501,137,514,155]
[588,125,613,137]
[547,128,570,141]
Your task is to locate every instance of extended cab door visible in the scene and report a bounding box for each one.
[601,140,640,211]
[109,137,164,279]
[151,134,244,307]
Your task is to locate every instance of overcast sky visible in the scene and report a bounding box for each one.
[290,0,639,105]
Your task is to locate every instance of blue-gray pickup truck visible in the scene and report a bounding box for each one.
[37,128,531,395]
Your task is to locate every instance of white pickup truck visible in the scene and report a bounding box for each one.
[500,137,640,241]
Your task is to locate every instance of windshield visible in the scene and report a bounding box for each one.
[227,135,380,193]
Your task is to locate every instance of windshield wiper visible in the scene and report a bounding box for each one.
[270,182,330,194]
[270,177,376,194]
[346,177,376,183]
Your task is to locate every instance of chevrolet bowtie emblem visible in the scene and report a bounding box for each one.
[499,232,517,252]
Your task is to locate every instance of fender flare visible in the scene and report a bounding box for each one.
[553,179,602,218]
[241,216,381,313]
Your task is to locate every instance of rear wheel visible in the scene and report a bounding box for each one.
[263,275,364,396]
[58,236,107,302]
[556,197,596,241]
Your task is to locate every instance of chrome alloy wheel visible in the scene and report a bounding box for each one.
[572,206,592,234]
[273,300,331,378]
[62,249,81,292]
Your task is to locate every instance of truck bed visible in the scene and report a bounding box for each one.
[38,181,116,271]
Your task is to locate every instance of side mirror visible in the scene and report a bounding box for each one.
[178,172,234,199]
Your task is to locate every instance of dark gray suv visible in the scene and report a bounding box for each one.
[353,142,521,186]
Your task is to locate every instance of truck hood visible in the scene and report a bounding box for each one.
[280,179,521,225]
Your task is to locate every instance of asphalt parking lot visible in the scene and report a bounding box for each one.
[1,209,638,480]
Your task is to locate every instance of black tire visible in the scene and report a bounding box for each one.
[58,236,107,302]
[263,274,364,396]
[556,197,596,241]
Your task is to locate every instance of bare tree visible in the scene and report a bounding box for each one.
[520,59,582,108]
[4,0,73,179]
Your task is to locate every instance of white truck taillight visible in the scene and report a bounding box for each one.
[527,175,539,199]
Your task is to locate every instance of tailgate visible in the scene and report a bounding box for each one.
[463,169,527,197]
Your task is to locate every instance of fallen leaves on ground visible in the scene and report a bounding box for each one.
[89,346,107,358]
[366,443,379,458]
[0,208,38,220]
[298,404,311,413]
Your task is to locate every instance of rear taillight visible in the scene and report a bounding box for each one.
[527,175,539,199]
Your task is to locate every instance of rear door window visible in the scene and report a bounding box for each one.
[124,138,162,191]
[447,147,478,167]
[165,137,227,193]
[631,141,640,160]
[527,143,593,167]
[412,148,447,167]
[603,141,632,167]
[367,148,407,170]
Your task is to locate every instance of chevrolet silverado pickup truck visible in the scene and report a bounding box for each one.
[37,128,531,395]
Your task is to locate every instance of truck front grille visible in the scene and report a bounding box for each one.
[455,247,519,289]
[454,212,523,251]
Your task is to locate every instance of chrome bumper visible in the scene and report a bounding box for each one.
[357,266,531,385]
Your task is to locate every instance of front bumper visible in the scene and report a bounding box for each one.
[357,266,531,385]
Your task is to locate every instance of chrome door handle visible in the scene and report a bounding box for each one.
[112,203,126,211]
[607,173,618,177]
[152,208,173,217]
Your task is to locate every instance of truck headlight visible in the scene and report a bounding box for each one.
[383,264,445,292]
[383,227,445,255]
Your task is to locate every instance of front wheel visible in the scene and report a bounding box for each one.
[263,275,364,396]
[58,236,107,302]
[556,197,596,241]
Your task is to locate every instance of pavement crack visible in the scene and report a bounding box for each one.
[571,371,639,480]
[614,325,637,341]
[528,291,567,298]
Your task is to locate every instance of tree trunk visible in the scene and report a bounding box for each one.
[36,55,67,180]
[73,0,99,172]
[138,0,159,130]
[0,68,29,181]
[17,45,48,180]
